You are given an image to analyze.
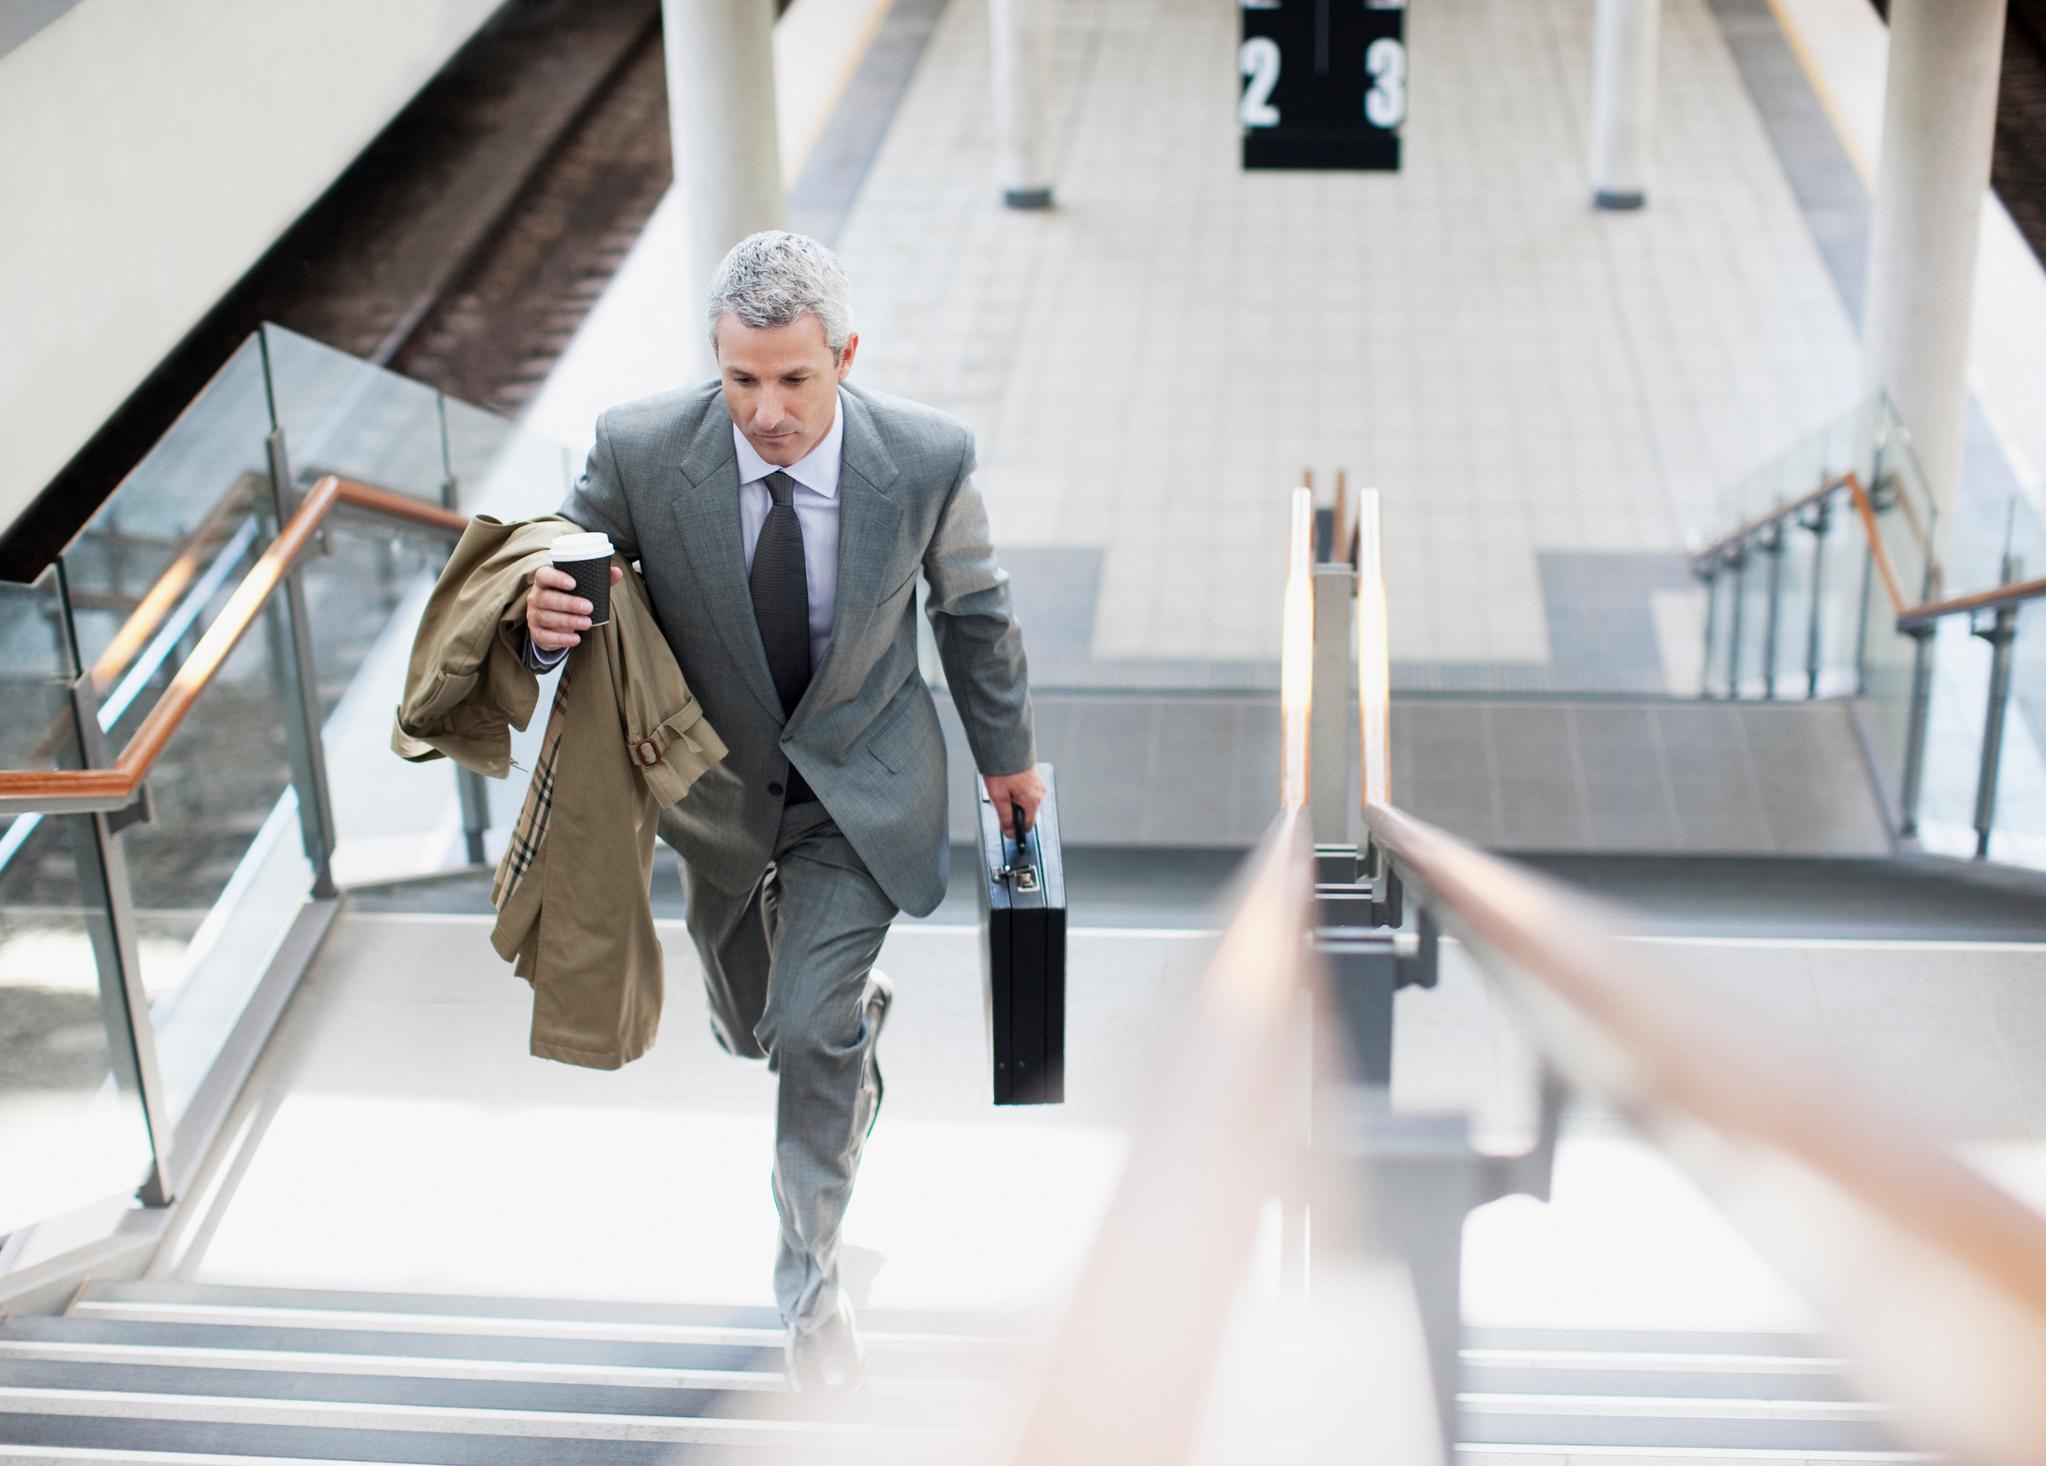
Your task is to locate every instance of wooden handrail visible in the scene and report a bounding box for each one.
[85,473,268,693]
[1842,470,1911,618]
[0,477,467,815]
[1898,573,2046,630]
[1361,797,2046,1464]
[1691,469,1988,630]
[1357,494,2046,1462]
[330,477,469,536]
[1011,808,1317,1466]
[1689,472,1851,572]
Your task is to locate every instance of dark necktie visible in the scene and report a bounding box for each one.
[749,470,812,718]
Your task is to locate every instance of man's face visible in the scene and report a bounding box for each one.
[714,313,859,466]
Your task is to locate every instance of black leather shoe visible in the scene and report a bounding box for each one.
[864,970,892,1140]
[785,1295,866,1392]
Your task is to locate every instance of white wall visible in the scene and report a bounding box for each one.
[0,0,505,534]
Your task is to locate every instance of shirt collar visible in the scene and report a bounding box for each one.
[730,389,844,500]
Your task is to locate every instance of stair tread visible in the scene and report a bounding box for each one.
[0,1360,995,1432]
[0,1317,1007,1377]
[0,1411,899,1464]
[70,1281,1024,1340]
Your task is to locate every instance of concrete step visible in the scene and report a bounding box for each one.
[0,1413,908,1464]
[0,1284,1924,1461]
[61,1283,1029,1363]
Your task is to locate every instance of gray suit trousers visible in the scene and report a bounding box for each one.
[675,800,895,1329]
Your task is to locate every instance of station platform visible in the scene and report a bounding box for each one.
[530,0,2046,703]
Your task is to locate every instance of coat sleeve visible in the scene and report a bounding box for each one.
[922,432,1036,777]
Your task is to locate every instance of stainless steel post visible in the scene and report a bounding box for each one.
[1725,545,1749,697]
[52,569,178,1206]
[1803,497,1831,698]
[264,430,339,897]
[1760,525,1785,699]
[1897,624,1937,839]
[1311,564,1356,845]
[1699,566,1721,698]
[1970,558,2021,859]
[1318,1075,1561,1454]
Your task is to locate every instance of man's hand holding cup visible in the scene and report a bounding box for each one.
[527,532,623,652]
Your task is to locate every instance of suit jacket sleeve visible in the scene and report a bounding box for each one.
[559,410,642,565]
[531,410,640,674]
[922,433,1036,777]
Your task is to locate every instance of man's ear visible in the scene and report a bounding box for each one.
[836,332,861,380]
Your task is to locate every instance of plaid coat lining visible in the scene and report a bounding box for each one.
[491,664,570,910]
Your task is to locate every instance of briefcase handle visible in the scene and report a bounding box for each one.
[996,803,1041,892]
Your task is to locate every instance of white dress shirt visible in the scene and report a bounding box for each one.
[533,391,845,672]
[732,389,843,675]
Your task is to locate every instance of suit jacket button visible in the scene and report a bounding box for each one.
[767,781,784,797]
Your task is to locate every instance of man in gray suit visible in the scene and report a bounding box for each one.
[523,232,1042,1390]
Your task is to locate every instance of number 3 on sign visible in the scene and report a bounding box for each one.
[1239,36,1281,128]
[1365,37,1406,129]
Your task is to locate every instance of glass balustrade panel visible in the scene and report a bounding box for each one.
[299,515,488,886]
[1805,484,1871,697]
[1909,617,1993,859]
[0,571,158,1235]
[1987,597,2046,869]
[1855,541,1921,830]
[1867,402,1940,607]
[442,394,573,522]
[60,336,274,724]
[97,569,312,1126]
[262,324,446,503]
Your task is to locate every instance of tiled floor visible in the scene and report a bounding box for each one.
[523,0,1888,696]
[826,0,1863,685]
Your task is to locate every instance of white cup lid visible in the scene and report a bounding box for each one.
[550,532,614,561]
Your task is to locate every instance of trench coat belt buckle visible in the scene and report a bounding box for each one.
[633,737,662,767]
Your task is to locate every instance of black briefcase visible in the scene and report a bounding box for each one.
[977,762,1066,1105]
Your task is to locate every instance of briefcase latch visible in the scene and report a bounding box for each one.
[1011,866,1040,893]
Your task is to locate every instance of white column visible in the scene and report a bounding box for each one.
[1861,0,2007,531]
[989,0,1052,209]
[662,0,786,379]
[1588,0,1660,210]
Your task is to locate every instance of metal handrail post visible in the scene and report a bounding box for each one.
[1759,525,1785,698]
[1970,556,2023,859]
[1725,544,1749,696]
[264,431,339,897]
[1803,496,1831,697]
[1699,564,1721,698]
[1896,622,1937,840]
[1311,564,1356,845]
[1319,1075,1560,1454]
[1854,439,1889,692]
[53,570,178,1207]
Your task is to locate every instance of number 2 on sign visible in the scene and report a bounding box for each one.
[1239,36,1281,128]
[1365,37,1406,129]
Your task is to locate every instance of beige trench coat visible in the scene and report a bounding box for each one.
[392,514,727,1068]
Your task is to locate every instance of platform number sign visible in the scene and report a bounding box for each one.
[1240,0,1406,171]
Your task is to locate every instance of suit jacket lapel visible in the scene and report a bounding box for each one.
[790,388,902,728]
[669,396,787,726]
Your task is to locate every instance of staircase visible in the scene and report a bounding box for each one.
[0,1281,1924,1461]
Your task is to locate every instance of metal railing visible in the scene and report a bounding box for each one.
[0,325,524,1251]
[1015,479,2046,1465]
[0,476,463,818]
[1692,397,2046,861]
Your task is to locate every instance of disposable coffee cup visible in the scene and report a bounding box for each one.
[550,532,615,627]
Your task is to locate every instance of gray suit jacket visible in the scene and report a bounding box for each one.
[556,379,1034,918]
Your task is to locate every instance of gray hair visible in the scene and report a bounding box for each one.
[706,231,854,356]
